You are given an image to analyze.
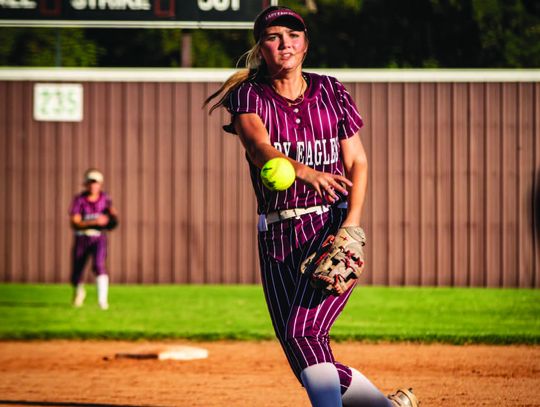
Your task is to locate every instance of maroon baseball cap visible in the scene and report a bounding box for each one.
[253,6,306,42]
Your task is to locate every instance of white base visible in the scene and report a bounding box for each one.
[115,345,208,361]
[158,346,208,361]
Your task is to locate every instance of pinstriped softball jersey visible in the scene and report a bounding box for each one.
[226,72,363,394]
[228,72,362,212]
[227,72,363,261]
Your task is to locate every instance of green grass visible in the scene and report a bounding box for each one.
[0,284,539,344]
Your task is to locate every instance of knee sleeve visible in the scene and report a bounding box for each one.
[342,368,392,407]
[301,363,342,407]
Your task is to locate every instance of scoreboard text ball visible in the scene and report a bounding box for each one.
[0,0,278,28]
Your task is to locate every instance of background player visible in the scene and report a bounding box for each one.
[205,6,417,407]
[69,168,117,310]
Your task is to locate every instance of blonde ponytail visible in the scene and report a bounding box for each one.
[204,42,265,114]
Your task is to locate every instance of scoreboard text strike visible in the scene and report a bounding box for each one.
[0,0,277,28]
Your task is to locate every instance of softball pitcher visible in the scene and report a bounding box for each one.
[205,6,418,407]
[69,168,117,310]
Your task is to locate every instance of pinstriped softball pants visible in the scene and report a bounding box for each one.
[71,235,108,286]
[258,207,355,394]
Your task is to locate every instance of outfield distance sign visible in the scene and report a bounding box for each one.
[34,83,83,122]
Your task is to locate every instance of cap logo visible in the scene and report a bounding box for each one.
[264,10,303,24]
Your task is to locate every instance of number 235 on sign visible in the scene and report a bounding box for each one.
[34,83,83,122]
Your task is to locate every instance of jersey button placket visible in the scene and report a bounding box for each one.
[290,105,303,129]
[293,108,301,126]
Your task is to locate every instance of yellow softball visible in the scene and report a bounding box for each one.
[260,158,296,191]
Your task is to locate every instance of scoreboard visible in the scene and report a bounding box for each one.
[0,0,278,28]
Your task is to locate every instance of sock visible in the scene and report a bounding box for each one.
[300,363,343,407]
[96,275,109,307]
[342,368,392,407]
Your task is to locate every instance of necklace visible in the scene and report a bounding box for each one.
[271,77,306,107]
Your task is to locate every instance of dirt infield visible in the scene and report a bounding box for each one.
[0,341,538,407]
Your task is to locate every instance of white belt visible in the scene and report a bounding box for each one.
[76,229,102,237]
[258,202,347,232]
